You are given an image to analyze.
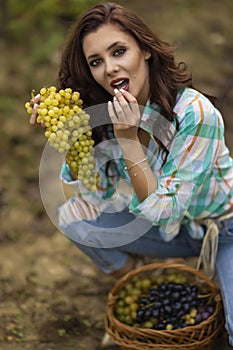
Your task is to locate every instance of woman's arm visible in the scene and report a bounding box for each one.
[108,88,157,201]
[109,89,224,236]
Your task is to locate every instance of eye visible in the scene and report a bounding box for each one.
[113,48,126,56]
[89,58,102,67]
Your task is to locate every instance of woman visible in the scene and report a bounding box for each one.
[30,2,233,347]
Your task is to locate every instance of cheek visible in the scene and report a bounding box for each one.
[89,69,97,81]
[90,69,103,85]
[129,55,146,74]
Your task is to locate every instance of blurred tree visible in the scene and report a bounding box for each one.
[0,0,99,66]
[2,0,98,43]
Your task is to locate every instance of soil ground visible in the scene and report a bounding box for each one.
[0,1,233,349]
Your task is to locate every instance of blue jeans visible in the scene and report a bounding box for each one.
[60,209,233,346]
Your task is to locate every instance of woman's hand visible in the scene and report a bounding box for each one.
[108,88,141,143]
[28,94,45,128]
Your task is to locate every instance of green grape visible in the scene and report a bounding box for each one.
[25,86,98,191]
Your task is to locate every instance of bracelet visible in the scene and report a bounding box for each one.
[124,157,147,171]
[132,167,147,177]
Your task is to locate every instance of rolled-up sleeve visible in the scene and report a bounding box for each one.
[59,140,122,202]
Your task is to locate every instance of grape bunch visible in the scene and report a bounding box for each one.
[25,86,98,191]
[114,273,215,330]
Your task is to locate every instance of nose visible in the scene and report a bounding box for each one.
[105,58,119,75]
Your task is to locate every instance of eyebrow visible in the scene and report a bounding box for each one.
[87,41,126,61]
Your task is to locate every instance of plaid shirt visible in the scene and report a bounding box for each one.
[61,88,233,241]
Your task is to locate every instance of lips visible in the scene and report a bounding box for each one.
[110,78,129,91]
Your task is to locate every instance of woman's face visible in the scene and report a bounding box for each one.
[82,24,151,105]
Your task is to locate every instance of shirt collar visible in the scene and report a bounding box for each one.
[139,89,184,147]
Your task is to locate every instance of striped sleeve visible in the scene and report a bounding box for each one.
[129,95,223,240]
[59,139,122,203]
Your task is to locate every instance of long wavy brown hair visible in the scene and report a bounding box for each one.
[57,2,193,160]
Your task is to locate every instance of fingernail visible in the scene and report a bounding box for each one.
[114,88,119,94]
[120,88,125,93]
[113,96,117,101]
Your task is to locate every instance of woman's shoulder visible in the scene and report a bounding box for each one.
[175,87,215,110]
[175,87,222,125]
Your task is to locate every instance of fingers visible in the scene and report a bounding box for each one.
[108,97,128,126]
[31,93,40,104]
[29,103,39,125]
[28,94,45,129]
[108,88,140,124]
[114,88,140,116]
[114,88,136,104]
[108,100,117,123]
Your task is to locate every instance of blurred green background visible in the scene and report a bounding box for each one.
[0,1,232,348]
[0,0,233,240]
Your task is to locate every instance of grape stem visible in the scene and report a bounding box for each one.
[31,89,35,99]
[197,292,213,298]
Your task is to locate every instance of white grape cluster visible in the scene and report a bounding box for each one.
[25,86,98,191]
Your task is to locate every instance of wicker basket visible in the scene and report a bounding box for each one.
[105,262,224,350]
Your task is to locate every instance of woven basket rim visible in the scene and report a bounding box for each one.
[109,262,219,295]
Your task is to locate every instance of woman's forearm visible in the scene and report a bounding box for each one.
[120,139,158,201]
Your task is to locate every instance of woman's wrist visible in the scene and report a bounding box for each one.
[118,135,144,156]
[124,157,147,171]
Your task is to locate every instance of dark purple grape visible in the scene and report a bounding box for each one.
[156,323,166,330]
[164,305,172,314]
[137,308,144,317]
[149,295,156,302]
[173,302,182,310]
[159,306,165,316]
[207,305,215,315]
[195,313,203,324]
[201,311,210,320]
[198,307,206,314]
[162,298,170,306]
[183,303,190,312]
[167,282,175,290]
[158,283,167,292]
[180,320,187,328]
[190,299,199,308]
[143,309,152,320]
[177,310,185,318]
[139,297,150,305]
[181,296,187,303]
[158,292,165,299]
[150,288,159,296]
[154,301,162,309]
[190,291,197,299]
[151,308,159,317]
[170,316,178,323]
[164,290,171,297]
[135,316,143,323]
[186,295,194,303]
[180,289,187,296]
[191,285,198,293]
[173,283,183,291]
[172,291,180,300]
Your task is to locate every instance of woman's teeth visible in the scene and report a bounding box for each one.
[112,79,129,89]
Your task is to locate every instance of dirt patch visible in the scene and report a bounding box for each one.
[0,232,115,350]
